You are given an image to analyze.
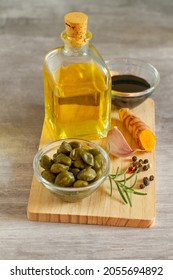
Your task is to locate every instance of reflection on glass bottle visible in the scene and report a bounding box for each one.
[44,12,111,140]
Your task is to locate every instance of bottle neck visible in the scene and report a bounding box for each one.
[63,42,89,56]
[61,31,92,56]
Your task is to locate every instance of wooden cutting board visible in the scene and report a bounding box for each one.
[27,98,156,227]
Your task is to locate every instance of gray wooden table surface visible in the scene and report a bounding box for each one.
[0,0,173,260]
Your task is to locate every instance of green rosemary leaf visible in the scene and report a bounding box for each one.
[133,191,147,196]
[118,181,133,193]
[116,169,137,183]
[115,166,120,176]
[124,190,132,207]
[108,175,113,196]
[117,167,128,177]
[123,171,127,186]
[116,182,128,204]
[122,187,134,193]
[109,166,120,179]
[130,174,138,189]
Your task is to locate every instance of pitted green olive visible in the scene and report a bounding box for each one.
[94,154,103,171]
[73,180,89,188]
[50,163,69,174]
[89,148,101,156]
[77,167,96,181]
[95,169,103,180]
[73,159,86,169]
[70,147,83,160]
[70,168,80,177]
[53,153,58,161]
[69,141,82,149]
[54,153,72,166]
[80,150,94,166]
[58,141,72,154]
[55,171,75,187]
[40,155,52,170]
[41,170,56,183]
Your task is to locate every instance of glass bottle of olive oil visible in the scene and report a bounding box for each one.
[44,12,111,139]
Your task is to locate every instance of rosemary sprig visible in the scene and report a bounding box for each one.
[108,167,147,207]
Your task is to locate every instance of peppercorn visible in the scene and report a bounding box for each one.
[149,175,154,181]
[132,156,137,162]
[140,184,145,189]
[144,159,149,164]
[139,159,143,164]
[143,165,148,171]
[143,177,150,186]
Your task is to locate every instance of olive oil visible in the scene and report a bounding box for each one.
[44,12,111,140]
[44,62,110,139]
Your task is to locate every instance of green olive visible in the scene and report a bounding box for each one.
[70,148,83,160]
[77,167,96,181]
[41,170,56,183]
[57,141,72,154]
[50,163,69,174]
[54,153,72,166]
[69,141,82,149]
[70,168,80,177]
[93,154,103,171]
[80,150,94,166]
[73,159,86,169]
[89,148,101,156]
[55,171,75,187]
[40,155,52,170]
[53,153,58,161]
[73,180,88,188]
[95,169,103,180]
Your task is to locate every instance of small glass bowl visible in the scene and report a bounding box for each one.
[33,139,110,202]
[106,58,160,108]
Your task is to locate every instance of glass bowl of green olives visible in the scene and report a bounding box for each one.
[33,139,110,202]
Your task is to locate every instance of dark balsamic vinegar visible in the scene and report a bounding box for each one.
[112,74,151,93]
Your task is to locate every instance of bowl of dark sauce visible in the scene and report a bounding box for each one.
[106,58,160,108]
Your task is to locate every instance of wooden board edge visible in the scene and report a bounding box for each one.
[27,209,155,228]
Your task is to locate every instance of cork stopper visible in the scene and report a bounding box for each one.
[64,12,88,46]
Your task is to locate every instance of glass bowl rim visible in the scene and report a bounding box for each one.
[106,57,160,98]
[33,138,110,192]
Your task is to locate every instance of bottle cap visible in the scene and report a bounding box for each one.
[64,12,88,45]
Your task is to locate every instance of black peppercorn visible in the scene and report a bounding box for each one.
[144,159,149,164]
[143,177,150,186]
[149,175,154,181]
[143,165,148,171]
[132,156,137,162]
[140,184,145,189]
